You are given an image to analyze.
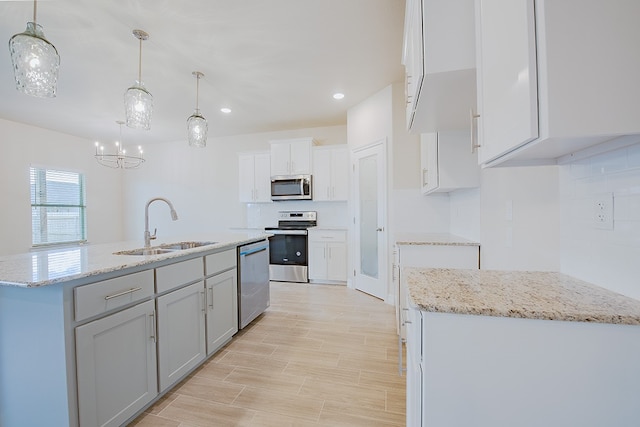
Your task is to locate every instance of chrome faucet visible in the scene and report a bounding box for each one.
[144,197,179,247]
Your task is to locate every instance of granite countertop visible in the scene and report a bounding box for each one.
[395,232,479,246]
[405,268,640,325]
[0,231,270,288]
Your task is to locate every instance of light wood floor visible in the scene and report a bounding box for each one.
[129,281,406,426]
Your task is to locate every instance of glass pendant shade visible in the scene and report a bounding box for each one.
[187,71,207,147]
[124,29,152,130]
[124,81,153,130]
[9,22,60,98]
[187,111,208,147]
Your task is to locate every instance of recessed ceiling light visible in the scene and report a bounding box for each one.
[332,93,345,100]
[220,107,231,114]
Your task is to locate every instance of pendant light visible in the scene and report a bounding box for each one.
[9,0,60,98]
[124,29,153,130]
[187,71,208,148]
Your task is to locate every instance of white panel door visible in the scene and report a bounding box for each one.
[476,0,538,164]
[330,147,349,201]
[253,153,272,202]
[76,300,157,427]
[238,154,257,202]
[206,269,238,355]
[157,281,206,392]
[327,242,347,281]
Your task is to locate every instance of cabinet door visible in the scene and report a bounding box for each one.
[76,300,157,427]
[206,269,238,355]
[330,148,349,201]
[326,242,347,281]
[404,0,424,129]
[308,241,327,280]
[238,154,257,202]
[289,140,312,175]
[157,281,206,392]
[405,306,423,427]
[312,149,332,201]
[420,133,439,194]
[270,142,291,176]
[253,153,272,202]
[476,0,538,164]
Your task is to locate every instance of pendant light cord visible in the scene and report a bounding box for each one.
[138,37,143,83]
[195,74,200,111]
[33,0,37,25]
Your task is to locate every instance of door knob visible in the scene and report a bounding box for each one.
[376,227,384,232]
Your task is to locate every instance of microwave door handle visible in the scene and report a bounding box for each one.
[300,178,304,196]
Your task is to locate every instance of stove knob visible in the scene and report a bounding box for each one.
[296,251,301,257]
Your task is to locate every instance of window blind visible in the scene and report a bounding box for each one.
[30,167,87,246]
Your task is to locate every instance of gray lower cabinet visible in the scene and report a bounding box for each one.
[206,268,238,355]
[157,280,207,392]
[75,300,158,427]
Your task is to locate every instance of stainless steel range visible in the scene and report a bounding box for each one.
[265,211,317,283]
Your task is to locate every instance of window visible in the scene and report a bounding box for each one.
[30,167,87,246]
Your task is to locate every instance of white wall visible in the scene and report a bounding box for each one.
[0,119,124,255]
[121,125,348,242]
[559,141,640,299]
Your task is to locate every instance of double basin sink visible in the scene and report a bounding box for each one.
[114,241,217,256]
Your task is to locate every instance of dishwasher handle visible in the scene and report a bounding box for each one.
[239,245,268,257]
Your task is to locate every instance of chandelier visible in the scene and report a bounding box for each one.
[94,121,145,169]
[124,29,153,130]
[9,0,60,98]
[187,71,208,148]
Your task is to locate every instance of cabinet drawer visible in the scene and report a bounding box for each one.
[309,230,346,243]
[156,257,204,294]
[74,270,154,322]
[205,249,236,277]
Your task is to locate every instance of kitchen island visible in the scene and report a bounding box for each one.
[0,231,269,427]
[403,268,640,427]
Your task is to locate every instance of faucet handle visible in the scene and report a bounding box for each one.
[150,228,157,240]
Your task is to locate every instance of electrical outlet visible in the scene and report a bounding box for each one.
[593,193,614,230]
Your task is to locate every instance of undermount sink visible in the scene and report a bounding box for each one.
[158,241,217,250]
[114,241,217,256]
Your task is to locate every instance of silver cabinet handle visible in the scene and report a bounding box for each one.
[208,286,214,309]
[422,168,428,187]
[104,287,142,301]
[398,335,407,376]
[149,311,156,343]
[470,108,481,153]
[201,290,206,313]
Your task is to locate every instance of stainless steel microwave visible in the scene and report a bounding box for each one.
[270,175,312,201]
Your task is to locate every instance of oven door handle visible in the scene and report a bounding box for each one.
[267,230,308,235]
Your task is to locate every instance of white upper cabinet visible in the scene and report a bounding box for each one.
[475,0,640,166]
[269,138,315,176]
[420,131,479,194]
[312,145,349,202]
[403,0,476,132]
[238,152,271,203]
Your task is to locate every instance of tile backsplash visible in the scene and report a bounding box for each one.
[560,141,640,299]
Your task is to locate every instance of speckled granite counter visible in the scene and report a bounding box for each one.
[395,232,479,246]
[405,268,640,325]
[0,231,270,288]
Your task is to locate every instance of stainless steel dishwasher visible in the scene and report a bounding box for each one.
[237,240,270,329]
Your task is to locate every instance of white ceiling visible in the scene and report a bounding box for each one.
[0,0,405,147]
